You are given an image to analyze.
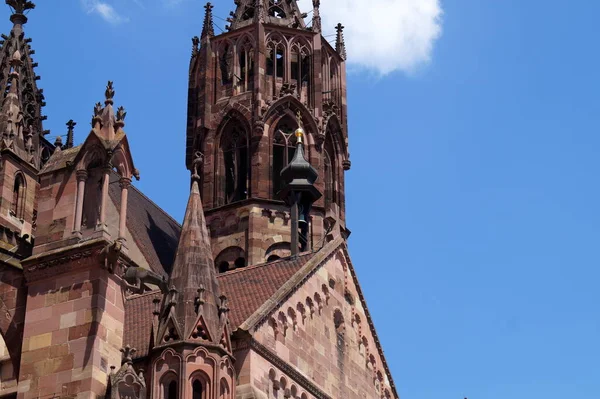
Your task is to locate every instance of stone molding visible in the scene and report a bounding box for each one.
[250,339,332,399]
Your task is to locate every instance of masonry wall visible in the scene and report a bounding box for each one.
[18,246,125,399]
[249,250,394,399]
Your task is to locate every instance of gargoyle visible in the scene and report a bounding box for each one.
[100,240,122,274]
[122,266,168,294]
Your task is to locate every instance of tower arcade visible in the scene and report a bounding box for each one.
[187,0,351,269]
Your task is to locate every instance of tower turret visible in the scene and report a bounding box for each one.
[186,0,350,269]
[151,154,235,399]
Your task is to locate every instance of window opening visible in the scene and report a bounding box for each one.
[166,381,177,399]
[219,261,229,273]
[11,173,25,219]
[221,125,248,204]
[272,118,298,197]
[192,380,203,399]
[234,257,246,268]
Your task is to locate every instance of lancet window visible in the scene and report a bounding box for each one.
[192,380,203,399]
[219,121,249,205]
[291,40,312,105]
[237,37,255,93]
[272,116,298,197]
[82,160,103,230]
[324,135,337,209]
[266,36,285,99]
[11,172,25,219]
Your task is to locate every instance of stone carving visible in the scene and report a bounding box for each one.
[107,345,146,399]
[122,266,168,294]
[100,240,123,274]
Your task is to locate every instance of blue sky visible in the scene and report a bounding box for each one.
[11,0,600,398]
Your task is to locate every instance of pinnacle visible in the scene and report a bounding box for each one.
[201,2,214,38]
[6,0,35,25]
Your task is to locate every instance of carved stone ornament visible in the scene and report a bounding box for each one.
[107,345,147,399]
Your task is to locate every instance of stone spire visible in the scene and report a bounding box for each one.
[312,0,321,33]
[0,0,49,168]
[65,119,75,149]
[335,23,347,61]
[158,152,225,346]
[201,2,214,39]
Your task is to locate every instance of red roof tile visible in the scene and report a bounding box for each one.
[123,253,314,359]
[123,291,162,359]
[217,253,314,328]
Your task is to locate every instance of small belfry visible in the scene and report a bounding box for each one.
[187,0,351,268]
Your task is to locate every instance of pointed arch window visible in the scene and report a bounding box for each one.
[272,116,298,197]
[237,38,255,93]
[220,122,249,205]
[11,172,25,219]
[266,38,286,99]
[165,380,177,399]
[291,42,312,105]
[192,380,203,399]
[324,135,338,209]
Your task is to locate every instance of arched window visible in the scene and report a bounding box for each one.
[192,380,203,399]
[165,380,177,399]
[266,38,285,99]
[215,246,246,273]
[11,173,25,219]
[291,42,312,105]
[234,257,246,268]
[220,379,230,399]
[237,37,255,93]
[272,116,298,197]
[220,121,248,205]
[82,160,103,230]
[324,149,334,209]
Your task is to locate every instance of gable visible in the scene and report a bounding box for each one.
[249,242,398,399]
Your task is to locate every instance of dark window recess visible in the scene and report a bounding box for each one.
[234,257,246,268]
[192,380,203,399]
[267,255,281,262]
[219,261,229,273]
[276,49,284,78]
[266,49,274,76]
[167,381,177,399]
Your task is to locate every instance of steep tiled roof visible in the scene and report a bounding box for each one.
[40,146,81,174]
[123,253,314,359]
[123,291,162,359]
[218,253,315,328]
[108,174,181,276]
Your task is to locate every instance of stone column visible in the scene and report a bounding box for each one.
[118,177,131,242]
[97,166,111,232]
[73,170,87,237]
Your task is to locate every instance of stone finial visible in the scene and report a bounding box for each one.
[218,294,229,317]
[192,36,200,56]
[201,2,215,38]
[116,106,127,127]
[105,81,115,105]
[53,135,62,151]
[6,0,34,25]
[192,151,204,180]
[335,23,347,60]
[120,345,136,365]
[65,119,76,149]
[312,0,322,33]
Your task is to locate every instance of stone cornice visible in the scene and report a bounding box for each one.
[22,237,135,282]
[250,338,332,399]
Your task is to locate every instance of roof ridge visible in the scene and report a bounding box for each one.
[239,236,344,331]
[217,252,314,277]
[126,289,162,302]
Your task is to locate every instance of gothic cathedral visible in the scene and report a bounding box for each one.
[0,1,399,399]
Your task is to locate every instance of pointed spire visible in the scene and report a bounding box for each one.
[65,119,76,149]
[201,2,214,39]
[335,23,347,61]
[160,151,222,344]
[6,0,35,25]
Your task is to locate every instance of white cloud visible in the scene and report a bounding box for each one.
[81,0,129,24]
[315,0,443,75]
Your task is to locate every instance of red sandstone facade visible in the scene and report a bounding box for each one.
[0,1,399,399]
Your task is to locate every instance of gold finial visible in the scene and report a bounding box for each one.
[295,110,304,143]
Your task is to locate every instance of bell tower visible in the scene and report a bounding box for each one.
[187,0,351,270]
